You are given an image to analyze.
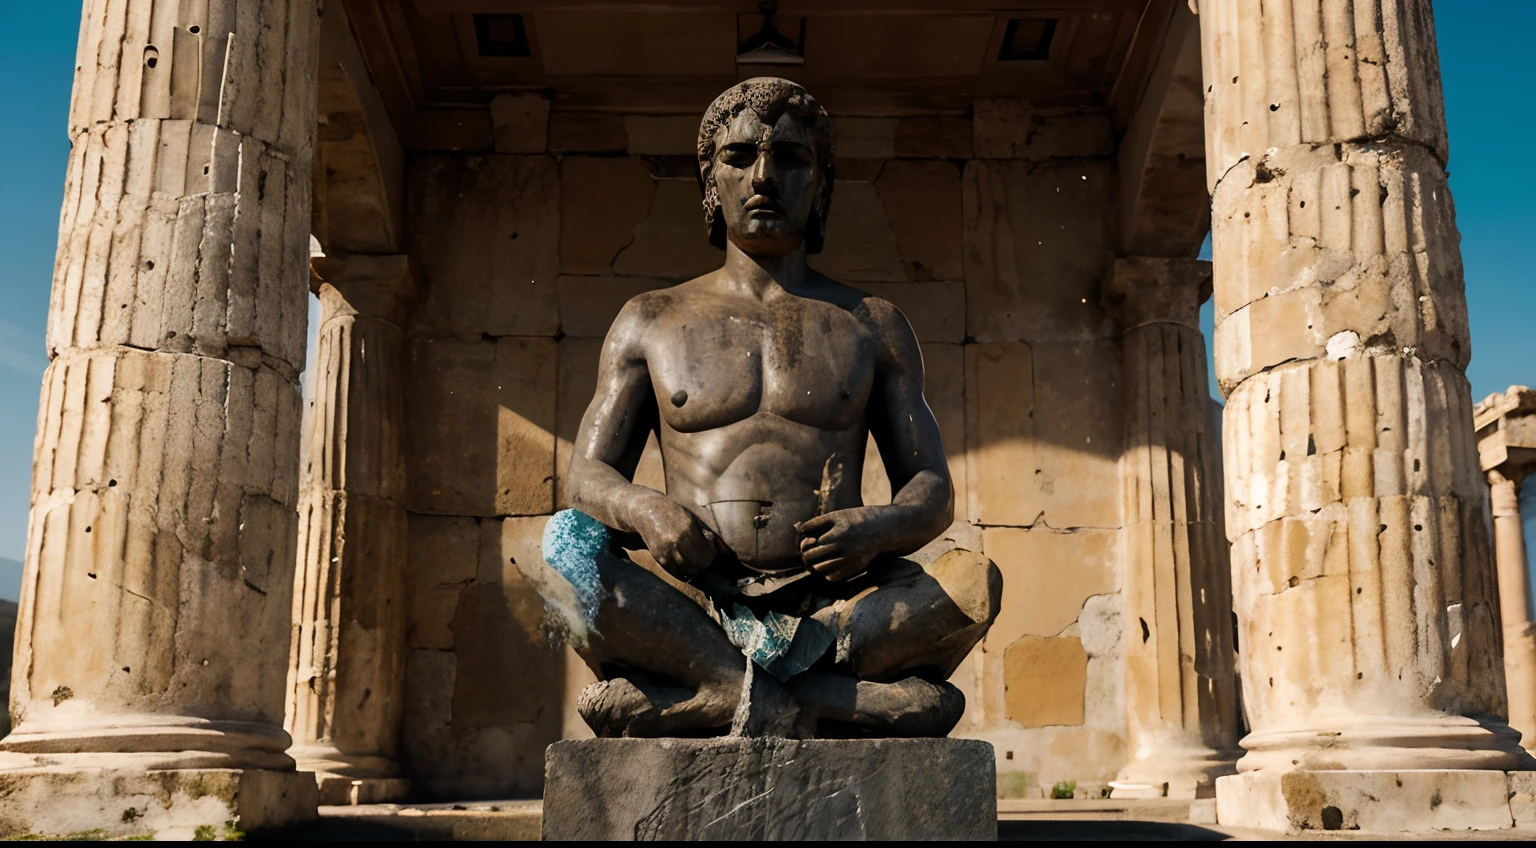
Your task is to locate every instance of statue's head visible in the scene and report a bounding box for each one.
[697,78,836,255]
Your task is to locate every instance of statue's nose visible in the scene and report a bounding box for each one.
[751,152,776,192]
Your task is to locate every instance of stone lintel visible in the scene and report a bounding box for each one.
[0,767,318,840]
[542,737,997,840]
[1215,769,1517,834]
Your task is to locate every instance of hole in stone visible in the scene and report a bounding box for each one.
[1307,436,1316,456]
[1414,524,1422,532]
[144,46,158,69]
[1356,587,1362,594]
[1276,645,1283,651]
[189,25,200,33]
[108,479,117,487]
[85,526,92,533]
[1287,575,1299,587]
[1268,677,1273,687]
[145,260,154,270]
[1005,751,1013,760]
[1139,618,1150,642]
[1269,103,1280,111]
[1299,200,1306,208]
[1279,449,1286,461]
[1321,806,1344,831]
[122,667,130,673]
[1357,672,1363,679]
[1413,458,1420,472]
[87,572,97,579]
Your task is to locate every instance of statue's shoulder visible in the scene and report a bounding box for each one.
[809,272,912,336]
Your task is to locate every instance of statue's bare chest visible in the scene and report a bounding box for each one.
[644,297,877,433]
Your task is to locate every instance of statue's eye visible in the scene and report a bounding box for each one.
[721,146,756,168]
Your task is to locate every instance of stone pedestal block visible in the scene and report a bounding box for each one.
[1215,769,1517,833]
[542,738,997,840]
[0,767,319,840]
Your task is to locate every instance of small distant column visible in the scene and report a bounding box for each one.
[0,0,322,837]
[1105,257,1241,799]
[1474,387,1536,751]
[286,255,416,804]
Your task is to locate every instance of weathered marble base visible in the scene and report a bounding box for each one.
[0,767,319,840]
[543,737,997,840]
[1216,769,1524,833]
[314,773,412,806]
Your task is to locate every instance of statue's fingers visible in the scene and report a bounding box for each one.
[794,514,835,536]
[816,558,863,582]
[801,544,843,565]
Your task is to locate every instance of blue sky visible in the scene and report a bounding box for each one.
[0,3,1531,602]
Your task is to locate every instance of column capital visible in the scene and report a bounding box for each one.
[1102,256,1210,331]
[310,253,419,327]
[1475,385,1536,480]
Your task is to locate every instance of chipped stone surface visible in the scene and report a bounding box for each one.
[612,180,722,279]
[813,181,905,282]
[560,157,656,276]
[543,738,996,840]
[983,527,1118,644]
[1215,770,1514,833]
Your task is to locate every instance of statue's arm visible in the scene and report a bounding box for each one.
[566,297,716,575]
[863,301,955,551]
[797,300,953,579]
[566,299,664,532]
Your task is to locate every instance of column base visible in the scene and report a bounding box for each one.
[0,766,319,840]
[1215,769,1519,833]
[1110,744,1240,800]
[289,745,410,805]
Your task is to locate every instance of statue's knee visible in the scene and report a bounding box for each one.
[927,549,1003,627]
[538,509,615,626]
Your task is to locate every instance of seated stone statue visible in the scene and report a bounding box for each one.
[521,78,1002,740]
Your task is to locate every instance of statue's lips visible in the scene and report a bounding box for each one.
[743,196,783,215]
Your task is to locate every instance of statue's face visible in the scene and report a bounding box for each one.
[712,108,822,256]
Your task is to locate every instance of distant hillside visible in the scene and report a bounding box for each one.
[0,557,19,603]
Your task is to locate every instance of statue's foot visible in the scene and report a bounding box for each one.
[577,676,738,738]
[790,674,965,738]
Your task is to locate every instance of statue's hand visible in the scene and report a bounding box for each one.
[632,497,716,578]
[796,507,885,582]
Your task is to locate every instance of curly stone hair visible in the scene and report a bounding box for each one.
[696,78,837,253]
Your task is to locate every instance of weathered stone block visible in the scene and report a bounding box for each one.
[983,526,1118,646]
[405,338,557,517]
[1003,636,1087,727]
[973,99,1033,159]
[548,112,627,153]
[0,767,318,840]
[626,115,698,155]
[832,117,898,159]
[896,116,973,159]
[560,157,656,275]
[814,181,906,282]
[408,155,559,337]
[557,276,672,338]
[966,341,1123,529]
[542,738,997,840]
[963,160,1114,343]
[876,160,964,281]
[412,107,494,152]
[842,282,964,344]
[490,95,549,154]
[1214,769,1515,833]
[613,181,722,279]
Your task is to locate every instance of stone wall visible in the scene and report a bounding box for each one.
[398,97,1127,798]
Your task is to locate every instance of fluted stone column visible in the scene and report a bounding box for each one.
[0,0,321,838]
[1200,0,1527,832]
[1105,257,1241,800]
[286,255,414,805]
[1474,387,1536,753]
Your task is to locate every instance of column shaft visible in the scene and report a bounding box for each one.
[0,0,321,837]
[1107,257,1241,799]
[1200,0,1522,783]
[286,256,413,804]
[1489,470,1536,749]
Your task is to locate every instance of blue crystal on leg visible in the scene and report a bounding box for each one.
[542,509,610,628]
